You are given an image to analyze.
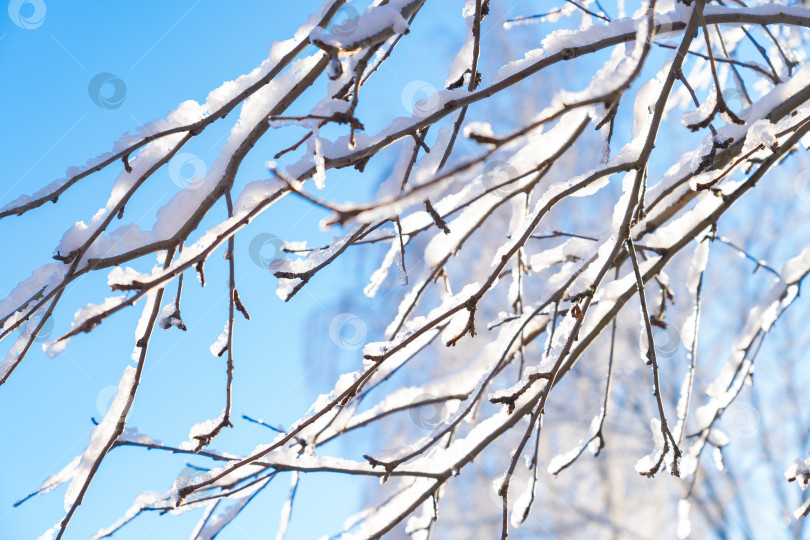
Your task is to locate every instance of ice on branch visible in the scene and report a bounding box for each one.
[311,126,327,189]
[366,282,481,359]
[157,300,186,331]
[444,0,478,88]
[786,456,810,489]
[117,427,160,446]
[180,409,227,451]
[90,492,164,540]
[309,1,410,52]
[547,409,605,475]
[510,470,536,528]
[635,418,667,474]
[0,263,65,333]
[43,296,125,358]
[681,89,718,129]
[193,477,271,540]
[271,228,361,301]
[364,234,402,298]
[209,324,229,357]
[677,499,692,539]
[742,119,778,153]
[63,366,136,512]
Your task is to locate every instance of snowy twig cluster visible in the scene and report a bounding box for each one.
[6,0,810,538]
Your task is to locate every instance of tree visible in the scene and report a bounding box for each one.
[4,0,810,538]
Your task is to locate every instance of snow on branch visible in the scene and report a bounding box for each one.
[8,1,810,538]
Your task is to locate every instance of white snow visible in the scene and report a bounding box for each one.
[180,409,226,451]
[308,1,410,51]
[742,119,778,153]
[117,426,160,446]
[209,324,229,357]
[90,492,164,540]
[444,0,477,88]
[194,477,270,540]
[64,366,136,511]
[676,499,691,539]
[312,127,327,190]
[634,418,666,474]
[681,89,718,128]
[43,296,125,358]
[786,456,810,488]
[547,409,604,475]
